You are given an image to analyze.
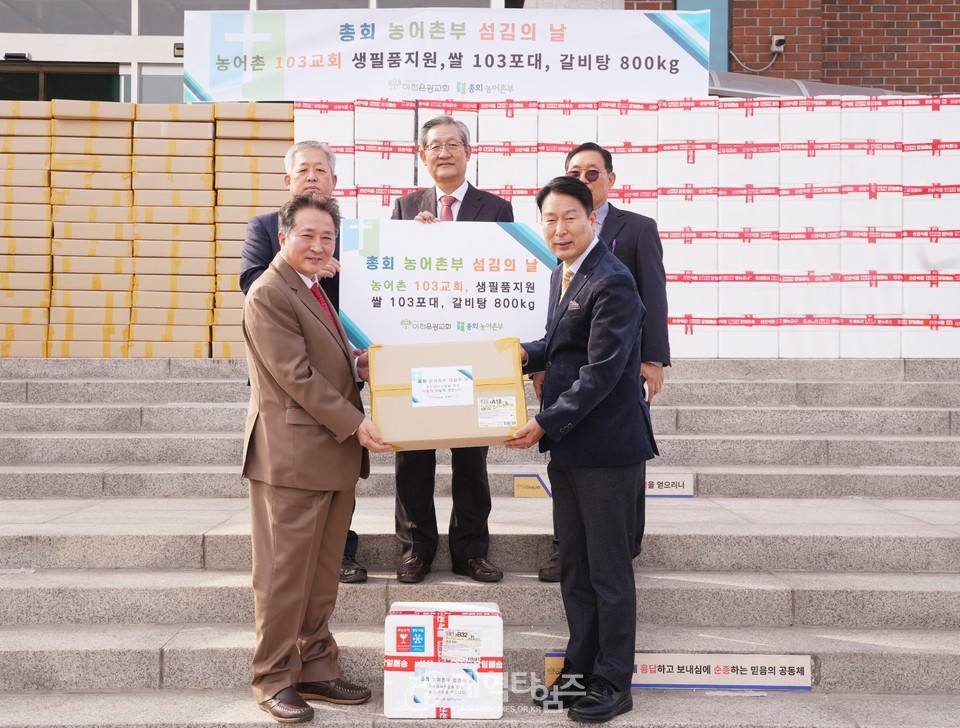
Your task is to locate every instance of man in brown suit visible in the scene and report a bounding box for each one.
[242,194,392,723]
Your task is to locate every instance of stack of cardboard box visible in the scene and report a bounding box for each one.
[212,102,294,358]
[1,101,52,357]
[128,103,216,358]
[48,100,134,358]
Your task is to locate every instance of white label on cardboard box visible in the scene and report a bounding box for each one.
[412,366,474,407]
[477,396,517,428]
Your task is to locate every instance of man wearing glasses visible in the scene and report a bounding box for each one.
[536,142,670,582]
[390,115,514,584]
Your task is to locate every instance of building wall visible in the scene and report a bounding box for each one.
[626,0,960,94]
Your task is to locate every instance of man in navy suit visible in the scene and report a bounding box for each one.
[239,140,367,585]
[508,176,656,723]
[390,115,513,585]
[537,142,669,582]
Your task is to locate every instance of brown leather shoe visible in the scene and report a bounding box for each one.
[452,556,503,582]
[258,686,314,724]
[295,677,372,705]
[397,555,430,583]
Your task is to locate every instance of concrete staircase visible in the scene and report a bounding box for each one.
[1,358,959,727]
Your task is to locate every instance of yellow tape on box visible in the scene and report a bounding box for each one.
[212,341,245,359]
[135,103,214,122]
[54,256,133,275]
[52,239,132,257]
[126,341,209,358]
[3,323,46,341]
[132,138,214,157]
[214,102,293,121]
[48,323,129,342]
[50,307,131,326]
[52,205,133,224]
[133,290,214,310]
[0,307,48,325]
[0,153,50,170]
[133,275,215,294]
[47,341,129,358]
[1,290,50,308]
[1,341,47,357]
[50,290,132,308]
[130,308,212,326]
[0,272,51,290]
[51,99,134,120]
[0,255,50,273]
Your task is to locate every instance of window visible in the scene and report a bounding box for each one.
[0,0,130,34]
[139,0,248,36]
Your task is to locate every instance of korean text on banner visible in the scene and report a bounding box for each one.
[183,8,709,102]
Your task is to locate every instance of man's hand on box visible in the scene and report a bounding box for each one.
[505,417,545,449]
[357,416,393,453]
[354,349,370,382]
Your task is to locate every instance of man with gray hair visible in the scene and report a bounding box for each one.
[390,115,514,585]
[240,140,368,585]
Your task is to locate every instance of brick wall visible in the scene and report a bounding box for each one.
[626,0,960,94]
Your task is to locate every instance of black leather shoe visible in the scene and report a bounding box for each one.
[339,555,368,584]
[567,676,632,723]
[538,549,560,582]
[295,677,372,705]
[258,686,314,724]
[397,555,430,583]
[532,660,589,709]
[452,556,503,582]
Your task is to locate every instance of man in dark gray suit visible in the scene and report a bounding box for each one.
[390,115,513,585]
[508,176,656,723]
[239,140,367,585]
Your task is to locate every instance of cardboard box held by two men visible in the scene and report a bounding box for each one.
[368,338,527,451]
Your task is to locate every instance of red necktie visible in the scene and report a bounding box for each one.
[439,195,456,221]
[310,282,337,329]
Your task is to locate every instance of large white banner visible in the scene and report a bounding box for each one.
[183,8,709,103]
[338,220,555,349]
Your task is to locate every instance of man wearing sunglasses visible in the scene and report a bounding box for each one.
[536,142,670,583]
[389,115,514,586]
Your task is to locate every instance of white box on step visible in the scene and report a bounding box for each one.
[384,602,503,719]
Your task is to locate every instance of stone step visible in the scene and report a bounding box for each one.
[2,431,958,467]
[3,357,958,382]
[4,463,958,500]
[1,568,957,631]
[2,497,957,573]
[4,378,960,408]
[1,689,958,728]
[0,358,248,380]
[2,402,955,436]
[1,622,958,694]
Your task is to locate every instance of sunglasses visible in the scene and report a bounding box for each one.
[566,169,602,182]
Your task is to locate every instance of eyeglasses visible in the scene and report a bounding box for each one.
[424,142,465,155]
[566,169,603,182]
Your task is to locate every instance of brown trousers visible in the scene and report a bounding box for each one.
[249,479,353,702]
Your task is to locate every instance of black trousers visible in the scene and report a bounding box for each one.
[549,459,646,558]
[394,446,491,564]
[549,459,643,692]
